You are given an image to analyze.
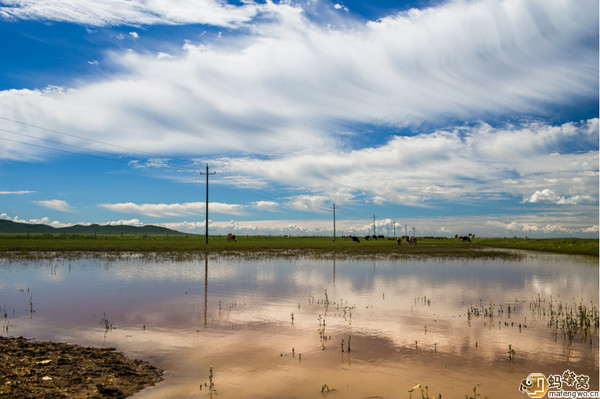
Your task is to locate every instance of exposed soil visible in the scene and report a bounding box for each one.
[0,336,162,398]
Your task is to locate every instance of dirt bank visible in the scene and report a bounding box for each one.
[0,336,162,398]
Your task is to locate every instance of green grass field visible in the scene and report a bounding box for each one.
[0,234,596,258]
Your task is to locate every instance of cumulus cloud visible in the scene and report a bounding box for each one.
[0,213,75,228]
[129,31,139,39]
[522,189,595,205]
[33,199,73,212]
[98,201,245,217]
[103,218,144,226]
[159,214,599,237]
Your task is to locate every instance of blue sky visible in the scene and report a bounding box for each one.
[0,0,598,237]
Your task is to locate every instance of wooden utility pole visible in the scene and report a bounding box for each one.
[331,203,338,242]
[200,164,216,244]
[373,214,376,236]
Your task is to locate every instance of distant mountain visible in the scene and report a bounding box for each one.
[0,219,184,235]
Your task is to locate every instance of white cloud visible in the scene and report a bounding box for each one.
[333,3,348,12]
[128,158,170,169]
[98,201,246,217]
[286,195,331,213]
[221,119,598,207]
[0,0,596,160]
[129,31,139,39]
[251,201,279,211]
[0,213,75,228]
[156,52,173,60]
[0,190,34,194]
[33,199,73,212]
[522,189,595,205]
[103,218,144,226]
[1,212,597,237]
[0,0,262,28]
[159,214,599,238]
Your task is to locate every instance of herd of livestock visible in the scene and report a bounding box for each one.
[225,232,476,245]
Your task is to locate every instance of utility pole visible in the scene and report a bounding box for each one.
[331,203,338,242]
[200,164,216,244]
[412,227,416,237]
[405,224,407,237]
[373,214,376,236]
[393,220,396,238]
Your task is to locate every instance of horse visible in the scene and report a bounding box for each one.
[227,233,236,242]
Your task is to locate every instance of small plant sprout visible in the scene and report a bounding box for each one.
[408,384,440,399]
[347,335,351,352]
[466,385,480,399]
[291,312,294,324]
[321,384,332,397]
[208,365,214,391]
[508,344,515,362]
[408,384,421,399]
[292,347,295,357]
[341,338,344,353]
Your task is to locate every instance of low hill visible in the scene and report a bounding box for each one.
[0,219,183,235]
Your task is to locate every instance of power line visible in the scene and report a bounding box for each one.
[0,127,133,161]
[0,116,364,211]
[0,115,162,159]
[0,135,132,164]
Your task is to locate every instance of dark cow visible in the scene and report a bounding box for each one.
[227,233,236,242]
[364,235,370,241]
[351,235,360,243]
[406,236,417,245]
[459,235,471,243]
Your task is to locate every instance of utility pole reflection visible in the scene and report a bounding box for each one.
[204,254,208,328]
[332,253,336,285]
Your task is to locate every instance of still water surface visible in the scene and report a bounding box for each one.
[1,252,598,398]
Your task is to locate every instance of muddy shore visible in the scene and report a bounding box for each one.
[0,336,162,398]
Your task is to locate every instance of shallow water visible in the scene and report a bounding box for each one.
[1,252,598,398]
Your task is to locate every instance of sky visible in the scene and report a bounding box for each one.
[0,0,598,238]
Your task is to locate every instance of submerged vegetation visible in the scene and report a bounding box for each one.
[0,234,596,259]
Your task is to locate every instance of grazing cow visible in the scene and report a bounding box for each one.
[377,235,384,239]
[351,235,360,243]
[459,235,471,243]
[406,236,417,245]
[227,233,236,242]
[364,235,370,241]
[372,235,378,240]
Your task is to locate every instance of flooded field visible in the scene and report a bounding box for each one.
[1,252,598,398]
